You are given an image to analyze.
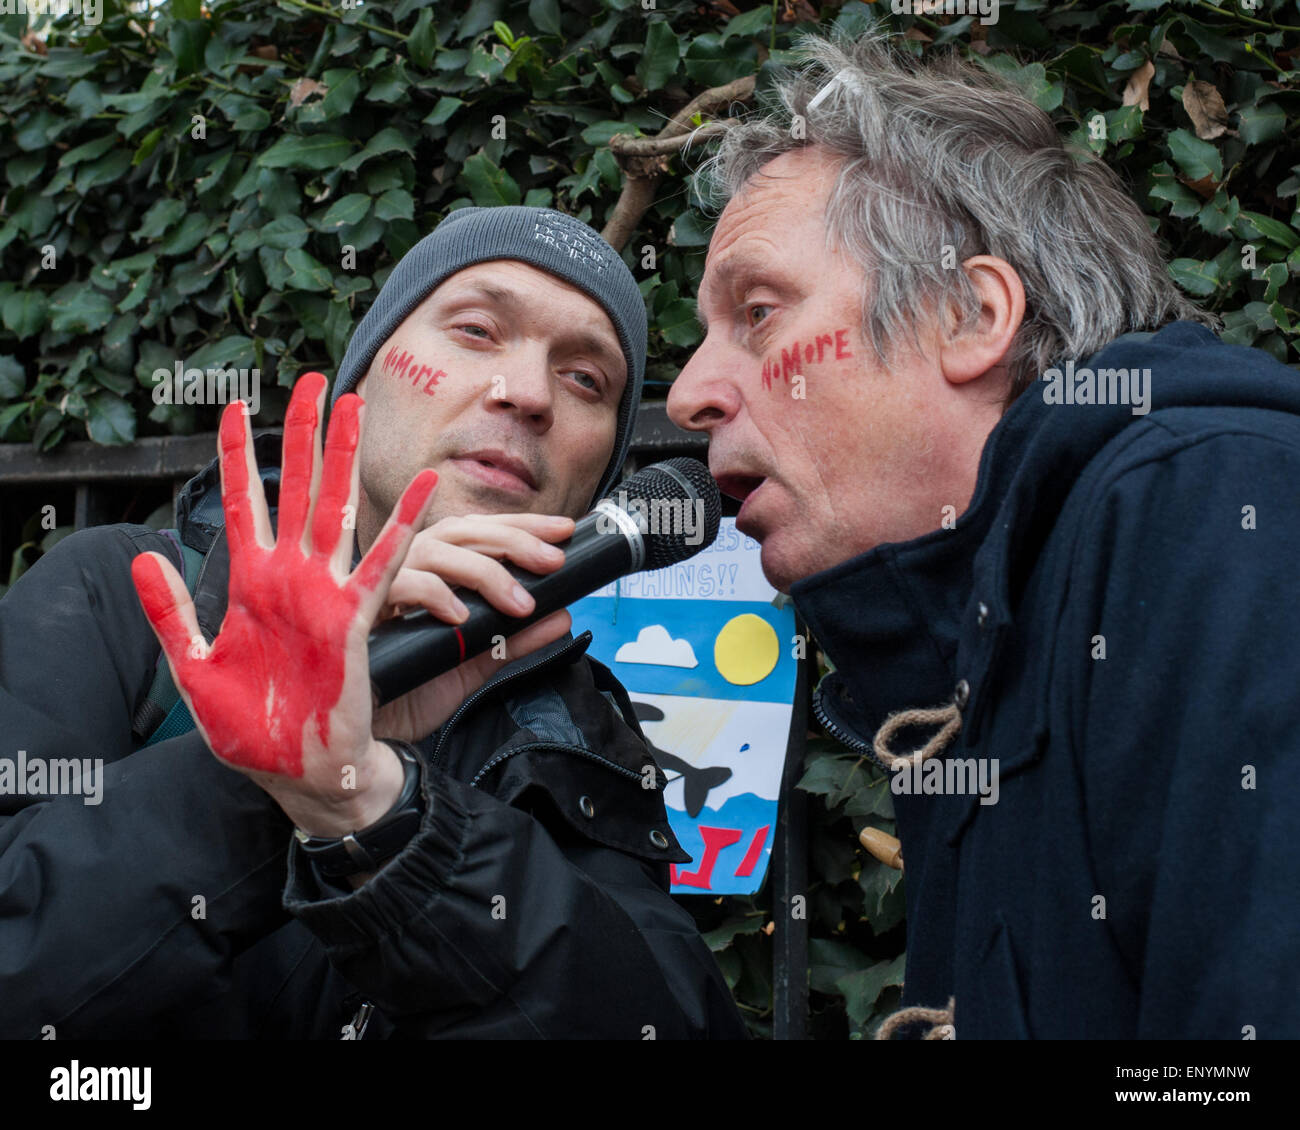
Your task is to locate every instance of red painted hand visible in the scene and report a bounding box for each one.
[131,372,435,834]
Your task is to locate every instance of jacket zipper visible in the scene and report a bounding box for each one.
[470,739,644,789]
[431,633,589,773]
[344,635,589,1042]
[342,1000,373,1040]
[812,684,877,756]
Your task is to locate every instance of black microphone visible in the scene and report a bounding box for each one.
[367,457,722,705]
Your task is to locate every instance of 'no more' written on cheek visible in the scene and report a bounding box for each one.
[382,345,447,396]
[760,327,852,391]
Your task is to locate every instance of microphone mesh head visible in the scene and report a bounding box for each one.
[604,457,722,570]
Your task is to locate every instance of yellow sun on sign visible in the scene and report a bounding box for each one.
[713,613,779,686]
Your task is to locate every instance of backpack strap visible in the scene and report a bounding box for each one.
[131,529,210,747]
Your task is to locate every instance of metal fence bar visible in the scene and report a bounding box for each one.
[772,629,810,1039]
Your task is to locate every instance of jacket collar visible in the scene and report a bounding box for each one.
[791,322,1300,758]
[176,430,283,553]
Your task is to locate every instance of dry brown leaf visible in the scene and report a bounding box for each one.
[20,30,47,56]
[1184,173,1217,200]
[1122,60,1155,112]
[1182,79,1230,141]
[289,78,328,109]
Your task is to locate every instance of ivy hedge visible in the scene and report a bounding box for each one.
[1,0,1297,1037]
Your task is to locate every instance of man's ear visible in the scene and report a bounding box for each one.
[936,255,1025,388]
[354,374,368,397]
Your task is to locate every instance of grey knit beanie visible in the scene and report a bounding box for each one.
[332,206,646,506]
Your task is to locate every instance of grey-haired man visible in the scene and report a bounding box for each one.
[668,33,1300,1038]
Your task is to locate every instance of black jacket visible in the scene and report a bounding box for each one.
[794,323,1300,1038]
[0,434,746,1039]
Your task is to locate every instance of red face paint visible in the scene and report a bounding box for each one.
[131,378,437,781]
[381,345,447,396]
[758,327,854,390]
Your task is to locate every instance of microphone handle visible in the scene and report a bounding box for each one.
[367,510,637,705]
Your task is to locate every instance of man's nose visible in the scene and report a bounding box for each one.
[485,349,554,429]
[667,337,740,433]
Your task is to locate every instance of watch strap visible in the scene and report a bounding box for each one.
[294,740,426,879]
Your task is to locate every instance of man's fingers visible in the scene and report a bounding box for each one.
[310,394,364,574]
[352,468,440,611]
[277,372,327,553]
[382,567,470,626]
[131,551,207,678]
[400,539,545,616]
[412,520,568,577]
[453,513,575,540]
[218,401,273,564]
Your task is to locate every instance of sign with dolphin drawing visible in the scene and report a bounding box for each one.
[569,519,800,895]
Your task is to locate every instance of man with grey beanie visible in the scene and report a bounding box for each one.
[0,207,747,1040]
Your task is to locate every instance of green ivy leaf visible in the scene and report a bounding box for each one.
[836,954,907,1030]
[132,127,165,166]
[636,20,680,92]
[285,248,333,291]
[258,133,356,172]
[56,133,116,169]
[808,938,874,996]
[259,215,310,251]
[528,0,562,36]
[158,213,210,256]
[0,356,25,399]
[1168,128,1223,182]
[85,391,136,445]
[1168,257,1221,297]
[50,285,115,333]
[702,915,764,953]
[461,152,522,206]
[1238,210,1299,251]
[320,193,372,229]
[657,298,703,348]
[2,291,48,341]
[1237,100,1286,146]
[374,188,415,222]
[408,9,438,69]
[133,198,186,240]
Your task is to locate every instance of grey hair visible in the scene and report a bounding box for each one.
[693,29,1218,404]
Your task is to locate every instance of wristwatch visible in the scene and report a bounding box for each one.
[293,740,427,879]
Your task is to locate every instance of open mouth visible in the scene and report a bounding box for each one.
[714,473,766,504]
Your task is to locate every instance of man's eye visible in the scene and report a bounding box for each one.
[567,370,599,391]
[748,304,774,327]
[456,324,491,338]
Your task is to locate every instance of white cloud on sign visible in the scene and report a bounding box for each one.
[615,624,698,668]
